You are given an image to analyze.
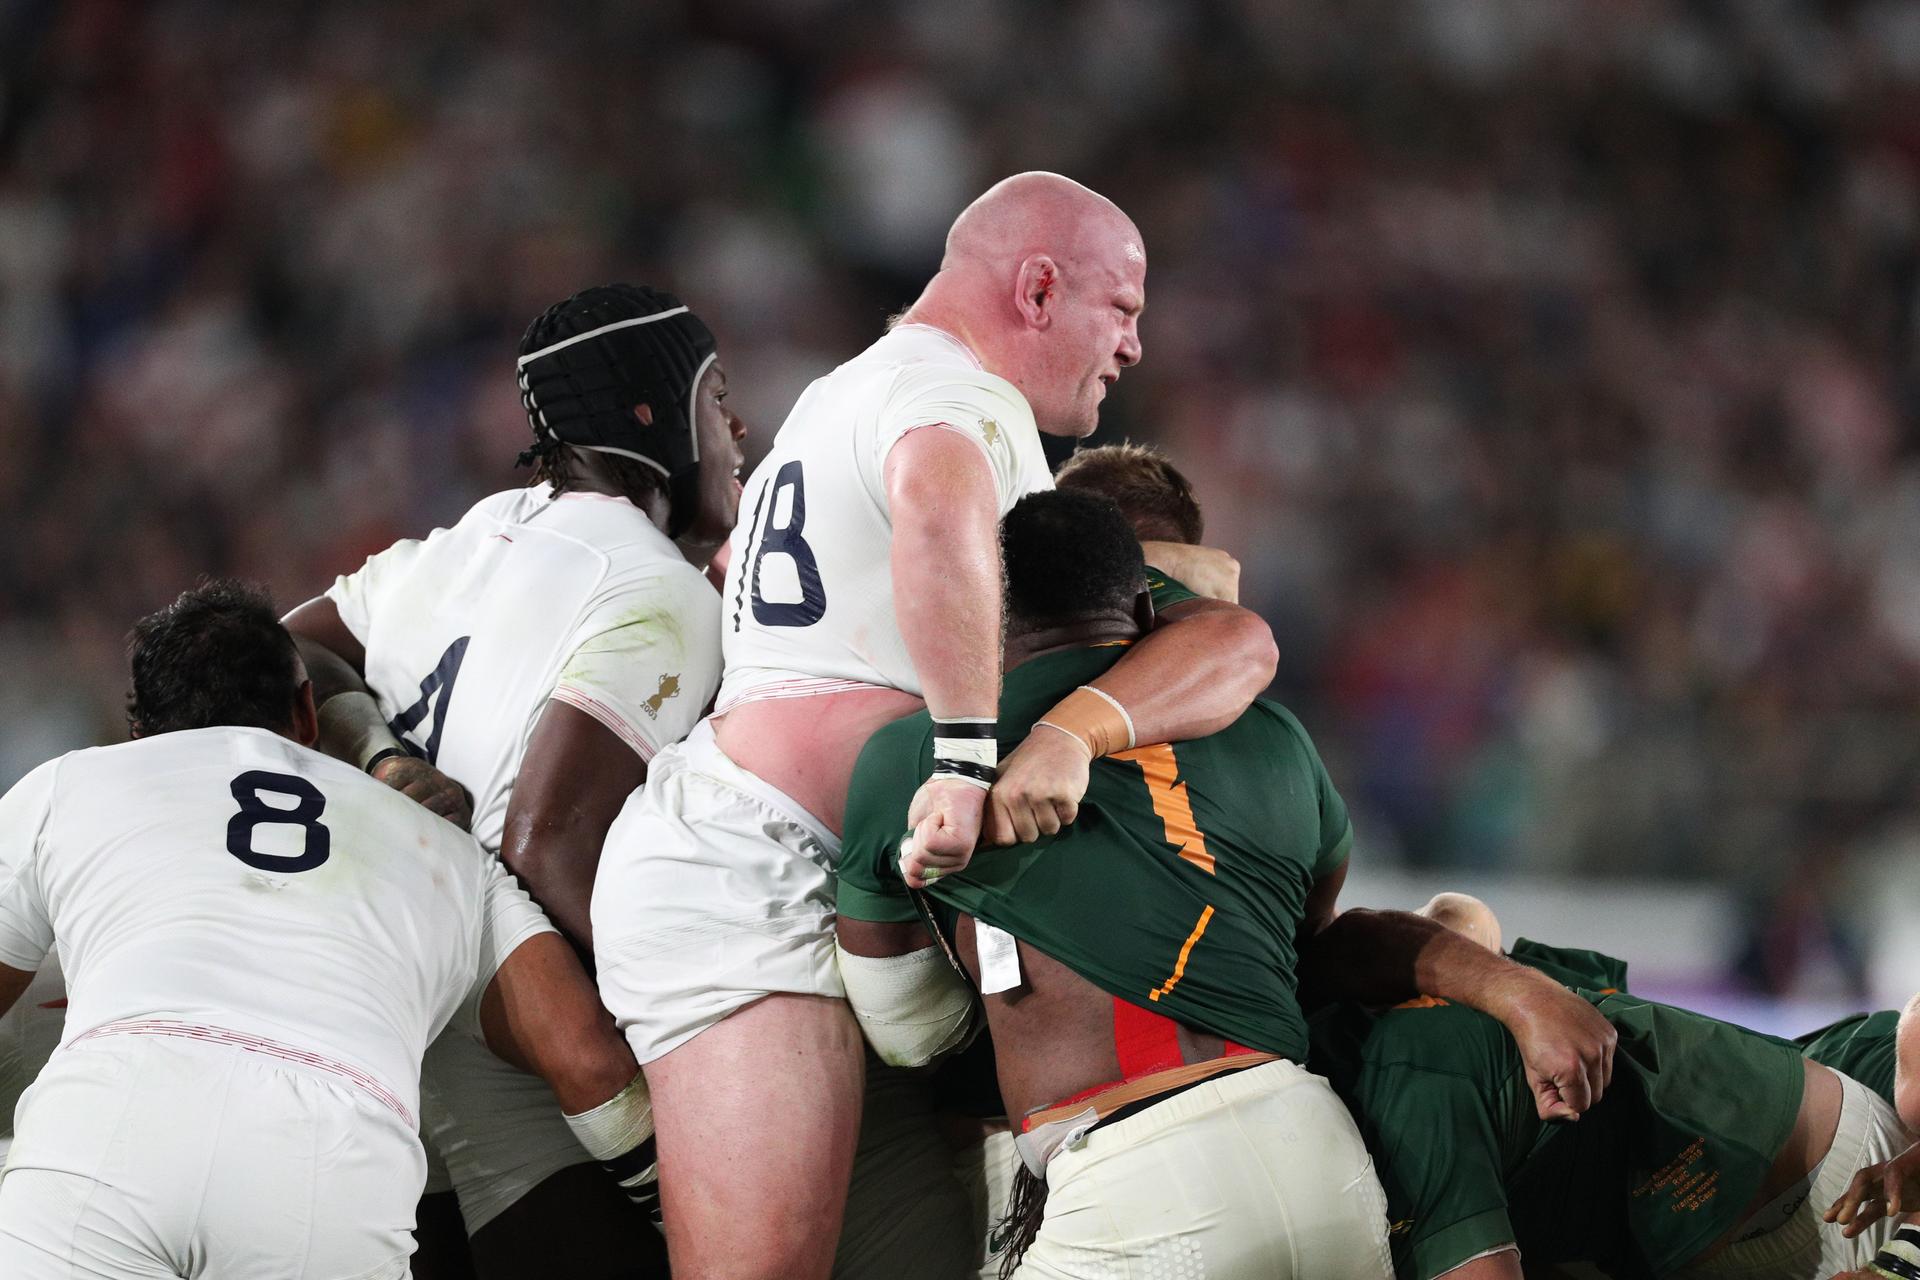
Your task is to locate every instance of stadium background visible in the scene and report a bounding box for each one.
[0,0,1915,1026]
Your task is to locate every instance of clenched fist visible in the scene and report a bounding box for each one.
[900,776,988,888]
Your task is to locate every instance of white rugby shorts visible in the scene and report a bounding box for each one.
[592,719,843,1064]
[0,1024,420,1278]
[419,1025,594,1235]
[1679,1070,1910,1280]
[1017,1059,1393,1280]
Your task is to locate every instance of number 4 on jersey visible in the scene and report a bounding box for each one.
[387,636,470,765]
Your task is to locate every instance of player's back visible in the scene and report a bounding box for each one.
[330,484,717,853]
[716,323,1052,708]
[0,727,496,1125]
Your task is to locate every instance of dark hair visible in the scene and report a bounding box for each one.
[1053,442,1204,545]
[529,442,669,508]
[1001,490,1147,631]
[127,579,304,738]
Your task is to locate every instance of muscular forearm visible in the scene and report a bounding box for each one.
[482,932,636,1113]
[887,429,1003,721]
[1090,598,1275,745]
[1898,992,1920,1131]
[1300,906,1552,1017]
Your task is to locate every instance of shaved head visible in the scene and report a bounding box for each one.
[903,172,1147,438]
[941,172,1144,274]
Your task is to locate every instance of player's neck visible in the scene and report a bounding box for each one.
[897,291,990,369]
[1004,618,1140,669]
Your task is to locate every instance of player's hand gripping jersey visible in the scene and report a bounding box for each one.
[838,641,1351,1063]
[0,727,550,1137]
[327,484,720,853]
[716,324,1053,709]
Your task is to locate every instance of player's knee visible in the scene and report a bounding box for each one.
[1417,892,1503,953]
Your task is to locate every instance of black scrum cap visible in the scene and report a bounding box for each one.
[517,284,718,537]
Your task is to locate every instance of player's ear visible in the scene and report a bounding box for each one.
[632,402,655,427]
[290,680,320,749]
[1014,255,1058,330]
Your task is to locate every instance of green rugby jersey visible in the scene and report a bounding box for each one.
[1307,990,1803,1280]
[838,642,1352,1062]
[1143,565,1198,612]
[1796,1010,1898,1107]
[1506,937,1629,993]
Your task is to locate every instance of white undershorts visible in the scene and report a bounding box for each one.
[592,719,844,1065]
[1679,1070,1911,1280]
[0,1027,420,1278]
[419,1024,591,1235]
[1017,1059,1393,1280]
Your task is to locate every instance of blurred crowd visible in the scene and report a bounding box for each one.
[2,0,1918,984]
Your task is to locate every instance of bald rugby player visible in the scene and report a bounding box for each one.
[590,174,1280,1279]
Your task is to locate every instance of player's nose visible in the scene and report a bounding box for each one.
[1116,324,1142,368]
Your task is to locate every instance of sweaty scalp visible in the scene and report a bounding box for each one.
[940,172,1142,276]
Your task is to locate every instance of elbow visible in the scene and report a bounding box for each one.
[1224,608,1279,692]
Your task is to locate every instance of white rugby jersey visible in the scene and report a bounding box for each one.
[328,485,720,854]
[716,324,1053,709]
[0,728,551,1129]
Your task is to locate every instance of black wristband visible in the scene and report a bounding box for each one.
[364,747,410,775]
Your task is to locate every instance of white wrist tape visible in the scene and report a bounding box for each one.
[835,941,978,1068]
[931,716,998,790]
[316,691,404,771]
[564,1072,657,1209]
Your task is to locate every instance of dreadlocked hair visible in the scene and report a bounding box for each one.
[993,1164,1049,1279]
[523,440,669,508]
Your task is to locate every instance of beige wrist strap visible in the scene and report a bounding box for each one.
[1035,685,1135,760]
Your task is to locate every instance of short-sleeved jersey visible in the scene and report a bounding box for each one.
[1797,1010,1899,1107]
[1307,990,1805,1280]
[839,642,1352,1061]
[328,484,720,853]
[716,324,1053,710]
[0,728,551,1126]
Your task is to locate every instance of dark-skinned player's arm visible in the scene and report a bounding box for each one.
[480,927,657,1213]
[283,595,473,829]
[1296,876,1616,1122]
[497,702,645,949]
[985,592,1277,848]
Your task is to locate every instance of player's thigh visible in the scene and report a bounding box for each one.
[469,1163,667,1280]
[835,1058,975,1280]
[646,993,865,1280]
[592,749,843,1067]
[0,1168,180,1279]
